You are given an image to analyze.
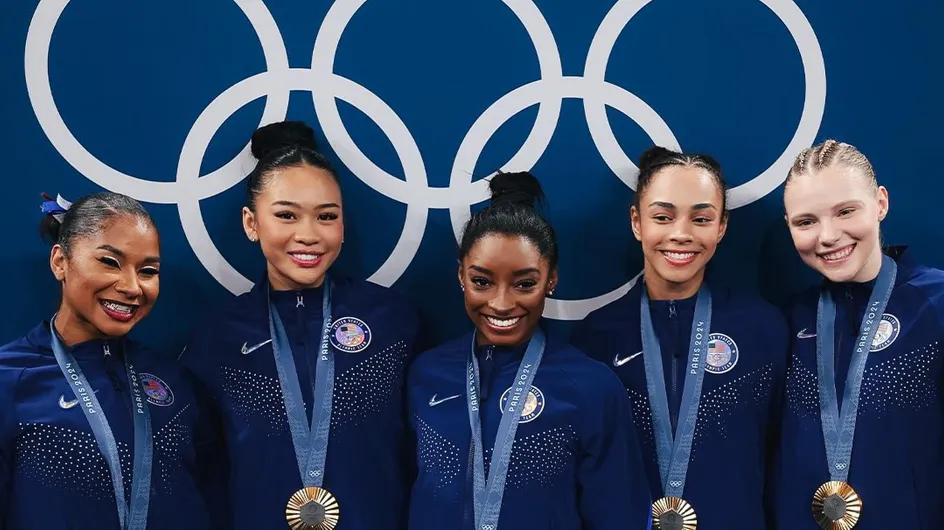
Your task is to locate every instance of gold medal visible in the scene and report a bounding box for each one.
[651,496,697,530]
[812,481,861,530]
[286,487,340,530]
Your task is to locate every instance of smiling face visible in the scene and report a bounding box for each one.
[631,164,727,299]
[459,233,557,347]
[51,215,160,345]
[784,165,888,283]
[242,164,344,290]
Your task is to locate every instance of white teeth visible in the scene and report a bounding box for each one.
[822,246,853,261]
[291,253,319,262]
[102,301,133,314]
[664,251,696,261]
[486,316,521,328]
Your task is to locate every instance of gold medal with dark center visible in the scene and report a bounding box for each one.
[812,480,861,530]
[286,487,340,530]
[651,496,697,530]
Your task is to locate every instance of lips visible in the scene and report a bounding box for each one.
[99,299,138,322]
[817,244,855,264]
[483,315,524,332]
[660,249,699,266]
[288,251,324,269]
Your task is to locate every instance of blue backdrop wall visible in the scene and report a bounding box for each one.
[2,0,941,355]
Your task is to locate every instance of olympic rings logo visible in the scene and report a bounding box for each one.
[24,0,825,320]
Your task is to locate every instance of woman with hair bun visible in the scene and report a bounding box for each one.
[407,171,651,530]
[180,121,421,530]
[0,192,219,529]
[772,139,944,530]
[572,146,789,530]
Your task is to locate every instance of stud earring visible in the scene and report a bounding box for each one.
[248,234,257,242]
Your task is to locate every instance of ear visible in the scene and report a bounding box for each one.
[50,245,67,281]
[876,185,889,221]
[242,206,258,242]
[547,267,559,294]
[717,211,729,243]
[630,205,642,242]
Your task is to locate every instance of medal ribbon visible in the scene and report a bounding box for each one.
[640,283,712,498]
[269,278,335,487]
[50,315,153,530]
[816,255,896,483]
[467,328,546,530]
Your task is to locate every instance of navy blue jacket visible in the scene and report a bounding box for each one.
[180,274,421,530]
[407,330,652,530]
[572,281,789,530]
[772,247,944,530]
[0,322,218,529]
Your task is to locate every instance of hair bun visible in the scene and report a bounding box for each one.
[488,171,545,210]
[250,120,318,160]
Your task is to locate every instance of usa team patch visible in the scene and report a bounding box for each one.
[139,373,174,407]
[499,386,545,423]
[705,333,738,374]
[330,317,372,353]
[870,313,900,352]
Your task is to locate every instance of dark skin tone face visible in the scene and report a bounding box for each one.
[50,215,160,346]
[459,234,557,347]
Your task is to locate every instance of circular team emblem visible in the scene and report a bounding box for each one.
[139,373,174,407]
[705,333,739,374]
[870,313,900,352]
[499,386,545,423]
[330,317,372,353]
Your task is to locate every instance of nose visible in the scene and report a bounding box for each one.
[819,219,841,246]
[293,220,321,245]
[669,220,695,244]
[486,287,516,315]
[114,269,143,299]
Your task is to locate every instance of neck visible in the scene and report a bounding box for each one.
[851,246,885,283]
[475,329,532,349]
[267,263,325,291]
[53,305,106,347]
[643,262,705,300]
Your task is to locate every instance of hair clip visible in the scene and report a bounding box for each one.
[40,192,73,223]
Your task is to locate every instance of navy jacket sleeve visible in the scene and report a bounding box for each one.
[397,295,423,530]
[763,307,790,529]
[0,365,24,529]
[178,330,231,530]
[576,367,651,530]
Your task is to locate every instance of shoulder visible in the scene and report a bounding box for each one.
[0,323,52,371]
[410,334,467,369]
[0,325,51,401]
[714,285,788,333]
[900,262,944,329]
[548,339,625,399]
[579,290,636,331]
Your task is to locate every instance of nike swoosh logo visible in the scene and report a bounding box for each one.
[241,339,272,355]
[797,328,817,339]
[59,389,100,410]
[613,351,643,367]
[429,394,461,407]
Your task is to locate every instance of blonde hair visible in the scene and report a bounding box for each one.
[786,139,877,191]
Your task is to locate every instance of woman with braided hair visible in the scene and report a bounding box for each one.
[772,139,944,529]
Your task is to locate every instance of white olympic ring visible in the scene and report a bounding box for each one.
[24,0,826,320]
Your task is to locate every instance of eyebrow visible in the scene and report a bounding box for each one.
[468,265,541,276]
[271,200,341,210]
[97,245,160,265]
[648,201,717,211]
